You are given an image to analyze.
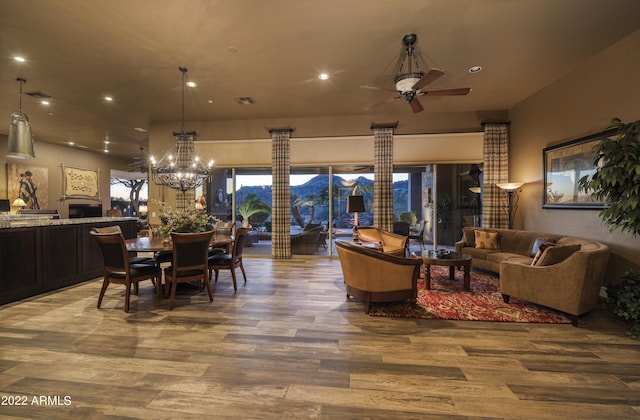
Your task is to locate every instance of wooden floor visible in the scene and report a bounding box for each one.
[1,257,639,419]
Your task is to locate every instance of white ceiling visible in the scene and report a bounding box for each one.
[1,0,639,160]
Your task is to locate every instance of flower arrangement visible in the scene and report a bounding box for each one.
[156,202,213,238]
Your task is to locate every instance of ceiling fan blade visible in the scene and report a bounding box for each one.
[360,85,398,93]
[363,97,400,111]
[422,87,471,96]
[409,98,424,113]
[412,68,444,90]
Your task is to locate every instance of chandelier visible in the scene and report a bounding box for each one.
[150,67,213,192]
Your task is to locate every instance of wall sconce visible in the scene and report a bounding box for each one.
[496,182,524,229]
[346,194,365,242]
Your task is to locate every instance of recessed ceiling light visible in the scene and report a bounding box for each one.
[67,141,75,146]
[14,56,26,62]
[186,81,197,88]
[469,66,482,73]
[134,127,148,132]
[104,96,113,102]
[41,100,50,105]
[207,99,214,104]
[318,73,330,80]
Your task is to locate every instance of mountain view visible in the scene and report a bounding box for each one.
[237,174,410,228]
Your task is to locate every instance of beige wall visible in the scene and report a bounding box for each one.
[510,29,640,281]
[1,136,130,218]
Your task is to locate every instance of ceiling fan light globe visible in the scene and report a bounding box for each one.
[393,72,424,92]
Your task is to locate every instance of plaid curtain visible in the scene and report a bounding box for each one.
[372,124,396,232]
[270,128,292,259]
[482,123,509,228]
[175,190,194,211]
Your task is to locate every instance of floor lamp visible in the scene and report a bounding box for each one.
[496,183,524,229]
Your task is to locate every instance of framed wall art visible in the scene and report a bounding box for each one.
[7,163,49,209]
[543,129,615,209]
[61,165,101,201]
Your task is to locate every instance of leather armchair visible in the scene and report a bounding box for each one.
[336,240,422,313]
[356,226,407,256]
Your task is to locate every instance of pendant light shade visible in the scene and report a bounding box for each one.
[6,78,35,159]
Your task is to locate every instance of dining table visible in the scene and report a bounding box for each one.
[125,234,234,253]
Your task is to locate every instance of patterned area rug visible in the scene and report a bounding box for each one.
[368,266,571,323]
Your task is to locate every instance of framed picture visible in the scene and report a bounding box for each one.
[7,163,49,209]
[61,165,101,201]
[543,129,615,209]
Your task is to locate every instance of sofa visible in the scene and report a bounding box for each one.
[336,240,422,313]
[291,226,323,254]
[455,227,610,323]
[356,227,407,256]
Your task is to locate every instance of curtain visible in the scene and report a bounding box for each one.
[372,123,396,232]
[482,123,509,228]
[175,190,194,211]
[270,128,292,259]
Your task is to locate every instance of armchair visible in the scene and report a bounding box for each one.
[356,226,407,256]
[336,240,422,313]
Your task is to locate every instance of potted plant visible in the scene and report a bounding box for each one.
[606,270,640,338]
[157,203,212,240]
[579,117,640,337]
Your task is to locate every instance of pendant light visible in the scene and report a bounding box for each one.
[6,77,35,159]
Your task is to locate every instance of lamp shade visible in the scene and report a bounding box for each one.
[12,198,27,207]
[496,182,524,191]
[347,195,365,213]
[7,112,35,159]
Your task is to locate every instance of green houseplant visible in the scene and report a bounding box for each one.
[579,117,640,337]
[606,270,640,338]
[578,118,640,236]
[398,211,417,226]
[237,193,271,228]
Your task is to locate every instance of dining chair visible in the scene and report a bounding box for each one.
[208,227,249,291]
[90,230,162,313]
[92,225,157,265]
[164,230,215,310]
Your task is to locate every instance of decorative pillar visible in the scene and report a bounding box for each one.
[371,121,398,232]
[270,127,293,259]
[482,123,510,229]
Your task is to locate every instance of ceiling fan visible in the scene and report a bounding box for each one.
[127,146,150,173]
[362,33,471,113]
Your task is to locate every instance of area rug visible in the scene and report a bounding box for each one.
[367,266,571,323]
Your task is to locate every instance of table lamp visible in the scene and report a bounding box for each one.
[347,194,365,241]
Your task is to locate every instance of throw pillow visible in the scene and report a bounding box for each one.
[534,244,581,266]
[474,230,500,250]
[462,227,476,247]
[529,237,557,257]
[530,242,556,266]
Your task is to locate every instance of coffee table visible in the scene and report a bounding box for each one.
[413,250,472,291]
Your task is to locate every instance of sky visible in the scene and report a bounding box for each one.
[110,173,409,200]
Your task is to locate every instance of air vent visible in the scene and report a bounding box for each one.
[25,91,53,99]
[235,96,255,105]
